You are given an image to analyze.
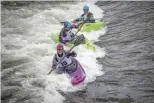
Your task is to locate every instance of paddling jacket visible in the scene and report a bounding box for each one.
[74,12,95,23]
[52,51,77,69]
[59,28,76,44]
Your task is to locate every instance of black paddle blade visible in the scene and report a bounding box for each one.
[74,34,85,46]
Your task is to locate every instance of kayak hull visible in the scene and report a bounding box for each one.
[66,58,86,85]
[76,21,104,32]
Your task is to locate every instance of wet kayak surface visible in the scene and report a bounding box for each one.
[63,1,154,103]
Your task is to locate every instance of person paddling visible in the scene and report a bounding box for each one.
[59,21,85,45]
[59,21,78,44]
[51,44,77,74]
[73,5,95,27]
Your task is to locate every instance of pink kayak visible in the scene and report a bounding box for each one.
[65,58,86,85]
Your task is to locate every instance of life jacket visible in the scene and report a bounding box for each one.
[60,28,74,42]
[55,51,72,68]
[81,12,93,21]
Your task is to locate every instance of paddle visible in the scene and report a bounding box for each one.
[60,18,103,24]
[47,36,84,75]
[73,15,97,37]
[73,22,85,37]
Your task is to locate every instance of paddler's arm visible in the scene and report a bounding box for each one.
[73,17,82,22]
[76,18,89,27]
[84,13,95,23]
[87,13,95,23]
[66,51,77,57]
[73,14,84,23]
[71,24,78,29]
[76,13,94,27]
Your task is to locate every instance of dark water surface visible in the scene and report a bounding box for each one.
[64,1,154,103]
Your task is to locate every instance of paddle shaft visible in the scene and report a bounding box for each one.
[73,22,85,37]
[60,18,103,24]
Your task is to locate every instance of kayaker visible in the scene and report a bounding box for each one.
[73,5,95,27]
[51,44,77,74]
[59,21,77,44]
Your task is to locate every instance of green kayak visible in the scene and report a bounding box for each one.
[51,33,96,51]
[78,21,104,32]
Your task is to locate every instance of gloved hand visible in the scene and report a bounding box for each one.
[71,51,77,57]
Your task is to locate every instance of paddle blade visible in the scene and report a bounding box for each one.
[73,34,85,46]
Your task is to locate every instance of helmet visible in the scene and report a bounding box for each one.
[83,5,89,11]
[64,21,71,28]
[57,44,64,50]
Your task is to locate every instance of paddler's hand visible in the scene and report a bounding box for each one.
[71,51,77,57]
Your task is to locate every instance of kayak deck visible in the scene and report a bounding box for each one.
[80,21,104,32]
[67,58,86,85]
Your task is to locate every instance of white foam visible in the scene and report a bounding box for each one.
[2,1,106,103]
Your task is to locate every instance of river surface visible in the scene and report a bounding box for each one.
[1,1,154,103]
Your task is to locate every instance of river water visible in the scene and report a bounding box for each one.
[1,1,154,103]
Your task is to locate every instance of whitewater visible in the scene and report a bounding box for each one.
[1,1,106,103]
